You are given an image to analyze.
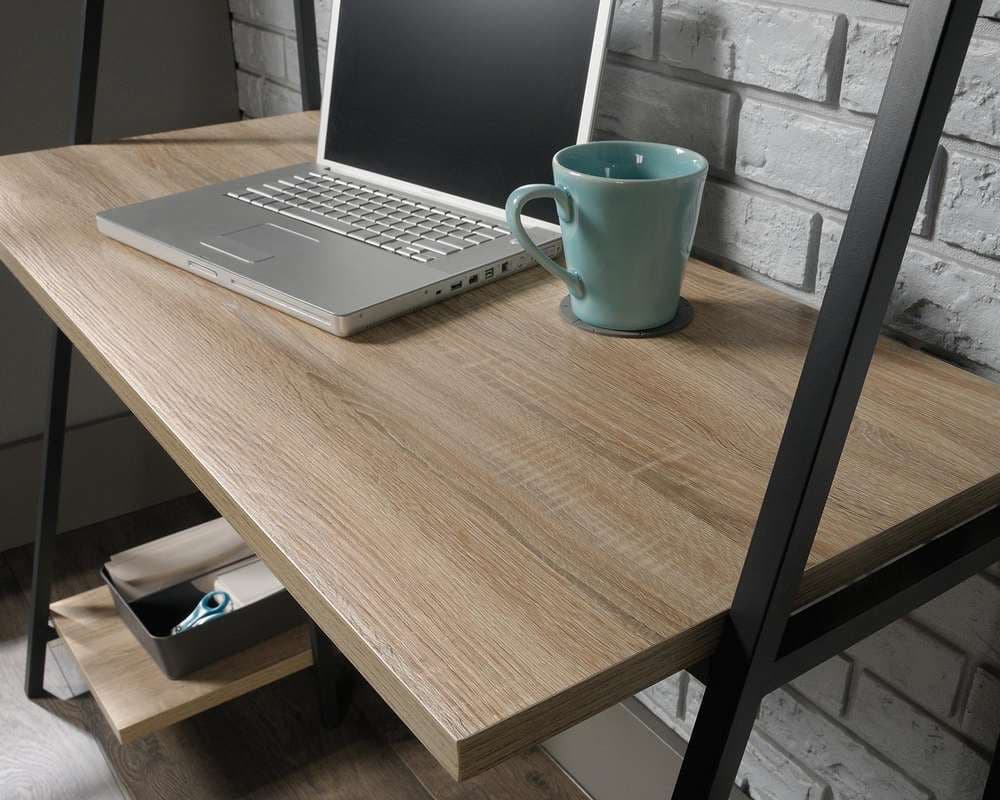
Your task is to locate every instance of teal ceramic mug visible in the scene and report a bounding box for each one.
[506,141,708,331]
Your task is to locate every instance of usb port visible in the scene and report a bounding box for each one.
[468,274,479,285]
[451,281,463,291]
[501,262,509,273]
[485,267,494,279]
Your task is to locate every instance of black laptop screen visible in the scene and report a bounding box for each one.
[323,0,602,224]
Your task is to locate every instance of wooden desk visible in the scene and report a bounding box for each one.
[2,113,998,780]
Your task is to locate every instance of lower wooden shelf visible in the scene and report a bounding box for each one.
[50,586,313,743]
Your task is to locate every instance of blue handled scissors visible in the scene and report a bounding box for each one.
[172,591,232,635]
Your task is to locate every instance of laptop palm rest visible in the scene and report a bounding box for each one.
[202,224,318,264]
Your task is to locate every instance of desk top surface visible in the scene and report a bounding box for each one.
[2,113,998,780]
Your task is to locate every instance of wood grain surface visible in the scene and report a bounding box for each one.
[3,498,592,800]
[1,112,998,779]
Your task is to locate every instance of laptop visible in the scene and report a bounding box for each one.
[97,0,614,336]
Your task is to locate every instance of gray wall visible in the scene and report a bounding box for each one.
[0,0,240,550]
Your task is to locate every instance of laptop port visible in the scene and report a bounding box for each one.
[501,262,509,273]
[468,274,479,285]
[485,267,494,279]
[451,281,463,291]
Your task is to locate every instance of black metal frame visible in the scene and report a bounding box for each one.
[20,0,997,792]
[23,0,349,715]
[672,1,997,797]
[292,0,323,112]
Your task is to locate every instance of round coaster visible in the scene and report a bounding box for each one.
[559,296,694,338]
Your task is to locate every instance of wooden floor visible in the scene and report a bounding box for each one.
[0,496,587,800]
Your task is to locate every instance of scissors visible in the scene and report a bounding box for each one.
[172,591,232,635]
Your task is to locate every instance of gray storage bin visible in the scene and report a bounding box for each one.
[102,566,306,679]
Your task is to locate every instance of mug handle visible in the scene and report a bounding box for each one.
[505,184,585,299]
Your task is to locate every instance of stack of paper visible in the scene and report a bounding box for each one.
[214,559,284,609]
[105,517,254,601]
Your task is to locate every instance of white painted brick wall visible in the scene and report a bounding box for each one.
[229,3,1000,796]
[843,19,1000,148]
[659,0,843,102]
[229,0,327,118]
[736,99,938,233]
[598,64,737,169]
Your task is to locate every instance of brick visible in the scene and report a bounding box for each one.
[236,70,264,118]
[852,672,988,800]
[840,18,899,116]
[285,36,301,90]
[261,81,303,117]
[285,35,325,93]
[912,574,1000,666]
[881,0,997,16]
[232,20,287,80]
[316,0,333,40]
[659,0,842,101]
[759,689,930,800]
[815,217,843,296]
[842,20,1000,149]
[610,0,656,60]
[637,672,687,734]
[848,620,964,719]
[737,100,865,210]
[882,0,1000,13]
[963,667,1000,751]
[737,100,938,230]
[790,655,852,717]
[695,181,820,288]
[228,0,296,32]
[597,64,737,170]
[938,151,1000,260]
[948,38,1000,148]
[888,249,1000,372]
[739,730,832,800]
[820,226,1000,371]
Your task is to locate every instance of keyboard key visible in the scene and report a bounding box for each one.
[464,233,494,245]
[438,236,470,250]
[413,239,449,255]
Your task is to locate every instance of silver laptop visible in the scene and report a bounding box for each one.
[97,0,614,336]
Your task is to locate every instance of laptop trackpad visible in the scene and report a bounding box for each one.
[202,224,318,264]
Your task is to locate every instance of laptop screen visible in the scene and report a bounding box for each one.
[323,0,602,224]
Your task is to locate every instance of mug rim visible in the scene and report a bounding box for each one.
[553,140,709,184]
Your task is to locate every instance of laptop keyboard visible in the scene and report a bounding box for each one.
[226,172,511,263]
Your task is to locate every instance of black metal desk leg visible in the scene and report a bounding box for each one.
[309,621,354,727]
[24,328,72,698]
[292,0,322,112]
[73,0,105,146]
[670,0,980,796]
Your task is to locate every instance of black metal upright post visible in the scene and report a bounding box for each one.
[24,331,73,698]
[72,0,105,145]
[670,1,982,797]
[309,621,355,727]
[24,0,104,698]
[293,0,322,112]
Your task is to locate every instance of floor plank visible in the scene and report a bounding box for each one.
[1,496,590,800]
[0,558,125,800]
